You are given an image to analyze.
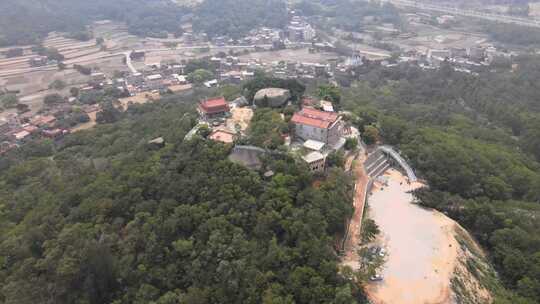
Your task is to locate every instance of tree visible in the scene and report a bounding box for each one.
[0,96,360,304]
[96,37,105,45]
[49,79,67,90]
[361,219,380,243]
[317,84,341,104]
[192,0,287,39]
[516,277,540,299]
[379,116,407,145]
[173,27,184,38]
[42,47,64,61]
[164,42,178,49]
[74,64,92,75]
[96,102,122,124]
[326,151,345,168]
[43,93,64,105]
[69,30,92,41]
[70,87,80,97]
[1,94,19,108]
[522,116,540,161]
[197,124,211,138]
[219,85,241,101]
[187,69,214,85]
[16,103,29,113]
[344,137,358,150]
[248,109,286,149]
[20,139,54,158]
[363,126,379,145]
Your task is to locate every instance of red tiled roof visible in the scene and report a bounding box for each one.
[291,108,339,129]
[301,107,338,121]
[199,97,230,114]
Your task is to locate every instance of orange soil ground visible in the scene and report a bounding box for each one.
[341,152,370,270]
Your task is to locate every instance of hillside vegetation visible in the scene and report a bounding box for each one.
[0,98,359,303]
[341,57,540,303]
[192,0,288,39]
[0,0,289,47]
[0,0,189,46]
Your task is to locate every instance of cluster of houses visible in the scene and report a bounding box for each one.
[86,63,193,96]
[210,14,316,47]
[1,113,64,155]
[338,42,514,77]
[0,92,103,155]
[195,86,355,173]
[420,45,511,71]
[138,54,335,92]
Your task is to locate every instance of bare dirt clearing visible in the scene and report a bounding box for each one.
[365,169,490,304]
[117,92,161,111]
[225,107,254,132]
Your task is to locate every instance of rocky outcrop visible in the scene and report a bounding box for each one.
[253,88,291,107]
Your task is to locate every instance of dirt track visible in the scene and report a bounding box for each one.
[341,152,370,270]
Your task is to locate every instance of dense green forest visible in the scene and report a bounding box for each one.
[340,58,540,303]
[0,0,289,46]
[0,0,189,46]
[294,0,403,31]
[192,0,288,39]
[0,95,360,303]
[482,22,540,46]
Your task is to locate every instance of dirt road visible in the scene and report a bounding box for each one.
[341,152,370,270]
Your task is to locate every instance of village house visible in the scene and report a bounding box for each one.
[303,139,326,153]
[145,74,165,91]
[42,128,67,139]
[198,97,230,119]
[30,115,57,128]
[12,130,31,142]
[29,56,48,67]
[22,124,39,134]
[91,72,106,82]
[303,151,326,173]
[291,108,342,145]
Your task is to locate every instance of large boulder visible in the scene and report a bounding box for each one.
[253,88,291,108]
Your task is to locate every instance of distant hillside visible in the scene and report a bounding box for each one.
[192,0,288,39]
[0,0,189,47]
